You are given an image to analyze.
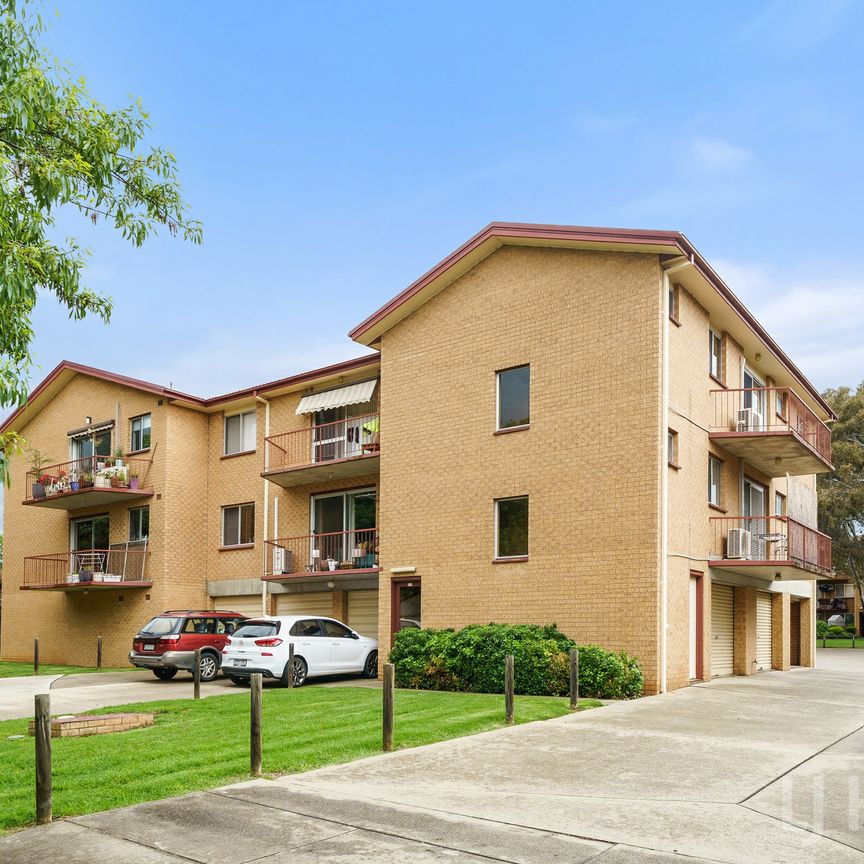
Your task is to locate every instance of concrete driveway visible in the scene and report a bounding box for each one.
[2,650,863,863]
[0,669,379,721]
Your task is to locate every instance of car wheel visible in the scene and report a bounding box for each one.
[227,676,247,686]
[362,650,378,679]
[282,655,308,687]
[152,668,177,681]
[198,652,219,682]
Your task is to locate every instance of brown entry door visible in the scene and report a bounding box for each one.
[390,579,421,643]
[790,601,801,666]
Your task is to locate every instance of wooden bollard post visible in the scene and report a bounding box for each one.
[34,694,52,825]
[504,654,514,725]
[569,648,580,710]
[250,673,262,776]
[286,643,295,688]
[34,637,39,675]
[96,636,103,670]
[382,663,394,752]
[193,649,201,700]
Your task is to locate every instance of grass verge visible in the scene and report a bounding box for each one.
[0,686,600,833]
[817,639,864,649]
[0,661,134,678]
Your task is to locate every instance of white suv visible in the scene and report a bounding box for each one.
[221,615,378,686]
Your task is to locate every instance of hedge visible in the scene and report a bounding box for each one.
[389,623,643,700]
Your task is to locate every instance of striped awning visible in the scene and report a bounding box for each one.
[295,379,378,415]
[67,420,114,439]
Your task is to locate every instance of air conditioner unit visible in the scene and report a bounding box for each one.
[727,528,752,559]
[736,407,763,432]
[272,547,285,574]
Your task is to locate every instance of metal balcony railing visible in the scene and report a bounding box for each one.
[25,455,152,501]
[23,546,150,589]
[710,387,831,465]
[710,515,832,575]
[264,413,379,474]
[265,528,379,577]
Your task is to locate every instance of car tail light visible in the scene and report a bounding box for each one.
[160,635,181,644]
[222,637,232,654]
[254,638,283,647]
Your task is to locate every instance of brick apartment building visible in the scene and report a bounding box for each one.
[0,223,835,693]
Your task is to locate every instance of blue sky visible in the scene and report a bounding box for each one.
[17,0,864,400]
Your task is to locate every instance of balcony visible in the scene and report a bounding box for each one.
[263,414,380,488]
[710,516,832,580]
[22,547,150,591]
[263,528,380,582]
[709,387,832,477]
[24,455,153,510]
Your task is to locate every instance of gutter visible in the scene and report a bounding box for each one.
[257,395,271,616]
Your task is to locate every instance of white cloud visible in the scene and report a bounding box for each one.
[689,137,753,173]
[134,331,373,398]
[713,258,864,390]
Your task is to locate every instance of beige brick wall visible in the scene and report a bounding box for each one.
[377,245,665,692]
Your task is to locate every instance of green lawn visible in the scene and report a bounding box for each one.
[818,639,864,649]
[0,686,599,833]
[0,661,134,678]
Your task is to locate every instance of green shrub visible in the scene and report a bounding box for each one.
[389,623,643,699]
[827,625,847,638]
[816,620,829,639]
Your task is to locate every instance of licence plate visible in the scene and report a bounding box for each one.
[234,659,248,667]
[143,644,155,651]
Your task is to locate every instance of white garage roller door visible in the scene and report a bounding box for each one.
[711,583,734,677]
[212,595,264,617]
[347,591,379,639]
[756,592,773,671]
[275,591,333,617]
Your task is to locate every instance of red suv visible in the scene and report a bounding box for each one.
[129,610,248,682]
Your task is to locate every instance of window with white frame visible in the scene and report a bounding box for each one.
[224,410,256,455]
[496,365,530,430]
[129,506,150,542]
[495,496,528,558]
[774,492,786,517]
[130,414,151,452]
[708,455,723,507]
[709,330,722,380]
[222,503,255,546]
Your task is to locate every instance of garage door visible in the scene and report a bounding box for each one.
[275,591,332,617]
[756,591,773,671]
[711,583,734,677]
[212,595,264,617]
[347,590,378,639]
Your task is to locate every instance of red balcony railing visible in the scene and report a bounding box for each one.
[710,387,832,465]
[710,516,832,576]
[264,413,379,474]
[23,547,150,589]
[25,455,153,501]
[265,528,379,577]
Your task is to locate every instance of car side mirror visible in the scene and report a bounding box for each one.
[350,632,360,639]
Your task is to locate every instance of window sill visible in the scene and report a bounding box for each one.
[709,374,726,389]
[218,543,255,551]
[708,502,727,514]
[221,450,256,460]
[126,448,151,457]
[492,556,528,564]
[494,425,529,436]
[668,461,681,471]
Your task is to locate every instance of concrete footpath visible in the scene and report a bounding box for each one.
[2,650,863,863]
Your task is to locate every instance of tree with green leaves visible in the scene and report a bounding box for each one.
[818,382,864,627]
[0,1,201,481]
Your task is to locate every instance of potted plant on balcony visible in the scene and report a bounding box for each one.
[28,450,53,498]
[94,468,112,489]
[129,469,140,490]
[113,446,125,467]
[80,470,94,489]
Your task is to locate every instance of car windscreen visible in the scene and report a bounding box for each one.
[233,620,281,638]
[138,616,182,637]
